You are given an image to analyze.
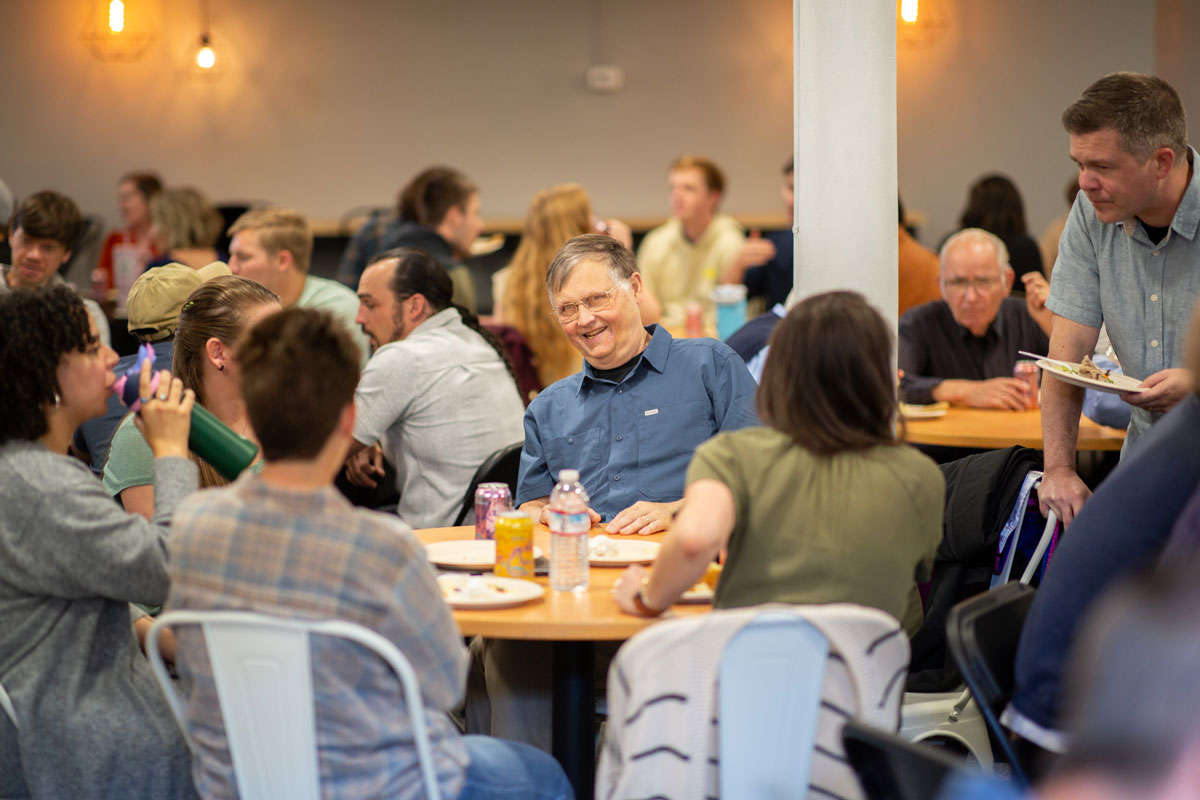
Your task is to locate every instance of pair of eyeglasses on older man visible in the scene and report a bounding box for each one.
[552,286,620,322]
[941,276,1002,292]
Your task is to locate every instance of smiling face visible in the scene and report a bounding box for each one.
[940,238,1013,337]
[55,318,118,424]
[551,258,646,369]
[1070,128,1162,224]
[7,228,71,289]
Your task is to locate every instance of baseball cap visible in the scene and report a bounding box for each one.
[126,261,231,341]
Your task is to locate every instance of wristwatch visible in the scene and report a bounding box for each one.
[631,576,664,618]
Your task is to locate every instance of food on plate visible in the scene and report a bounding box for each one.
[441,575,507,600]
[1076,355,1113,383]
[590,534,617,557]
[702,561,723,590]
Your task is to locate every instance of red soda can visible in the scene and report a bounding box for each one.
[474,482,513,540]
[1014,360,1039,408]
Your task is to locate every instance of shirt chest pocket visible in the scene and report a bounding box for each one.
[635,399,714,466]
[546,427,607,478]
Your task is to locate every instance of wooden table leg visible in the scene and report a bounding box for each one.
[553,640,595,800]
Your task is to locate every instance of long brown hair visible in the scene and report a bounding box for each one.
[501,184,593,385]
[959,174,1029,240]
[173,275,279,486]
[757,291,899,455]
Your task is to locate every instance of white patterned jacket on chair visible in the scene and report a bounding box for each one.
[597,603,908,800]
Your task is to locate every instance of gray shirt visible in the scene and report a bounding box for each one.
[0,443,198,798]
[1047,146,1200,447]
[353,308,525,528]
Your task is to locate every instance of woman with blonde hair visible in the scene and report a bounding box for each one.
[495,183,659,387]
[104,275,280,515]
[146,187,225,269]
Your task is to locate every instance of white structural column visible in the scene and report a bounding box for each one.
[792,1,898,329]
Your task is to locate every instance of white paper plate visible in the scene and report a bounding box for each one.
[1036,358,1146,395]
[425,540,544,570]
[900,402,949,420]
[589,539,660,566]
[678,582,714,604]
[437,574,544,609]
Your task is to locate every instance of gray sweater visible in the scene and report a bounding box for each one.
[0,441,198,799]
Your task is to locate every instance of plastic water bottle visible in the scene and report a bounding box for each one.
[548,469,591,591]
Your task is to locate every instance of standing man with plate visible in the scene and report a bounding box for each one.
[1040,72,1200,526]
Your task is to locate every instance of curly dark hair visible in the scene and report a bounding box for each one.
[0,286,95,445]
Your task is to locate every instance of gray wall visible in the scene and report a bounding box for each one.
[0,0,1181,253]
[0,0,793,228]
[898,0,1155,249]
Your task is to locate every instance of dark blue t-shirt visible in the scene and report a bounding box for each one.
[743,229,793,308]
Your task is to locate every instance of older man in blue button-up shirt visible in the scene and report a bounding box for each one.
[1040,73,1200,527]
[517,234,758,535]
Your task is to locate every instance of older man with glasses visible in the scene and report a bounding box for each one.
[516,233,758,536]
[467,234,757,754]
[899,228,1050,409]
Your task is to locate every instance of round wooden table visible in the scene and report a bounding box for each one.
[901,407,1126,451]
[417,525,709,800]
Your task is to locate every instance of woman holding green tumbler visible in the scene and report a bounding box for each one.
[103,276,280,515]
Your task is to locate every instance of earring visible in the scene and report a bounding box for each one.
[53,392,61,407]
[218,363,225,372]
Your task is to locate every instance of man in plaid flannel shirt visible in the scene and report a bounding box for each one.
[165,308,571,799]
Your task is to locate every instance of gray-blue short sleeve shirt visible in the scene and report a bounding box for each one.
[1047,146,1200,445]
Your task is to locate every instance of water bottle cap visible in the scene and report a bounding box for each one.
[558,469,580,483]
[711,283,747,303]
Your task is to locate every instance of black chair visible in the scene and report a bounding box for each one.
[843,719,967,800]
[946,582,1036,788]
[452,441,524,526]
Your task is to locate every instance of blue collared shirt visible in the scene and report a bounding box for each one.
[1048,146,1200,446]
[516,325,759,519]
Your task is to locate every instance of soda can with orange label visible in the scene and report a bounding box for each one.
[494,511,535,578]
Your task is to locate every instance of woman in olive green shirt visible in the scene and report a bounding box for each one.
[615,291,944,634]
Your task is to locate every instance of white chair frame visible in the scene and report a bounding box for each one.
[718,610,830,798]
[147,610,442,800]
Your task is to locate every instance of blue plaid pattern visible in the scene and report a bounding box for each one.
[167,474,470,799]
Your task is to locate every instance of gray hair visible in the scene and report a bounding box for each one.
[939,227,1011,275]
[545,233,637,298]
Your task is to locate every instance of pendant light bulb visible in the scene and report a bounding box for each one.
[109,0,126,33]
[196,34,216,69]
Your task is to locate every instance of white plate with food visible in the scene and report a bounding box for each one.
[900,401,949,420]
[1035,356,1145,395]
[588,536,660,566]
[436,574,544,609]
[678,582,715,604]
[426,540,544,570]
